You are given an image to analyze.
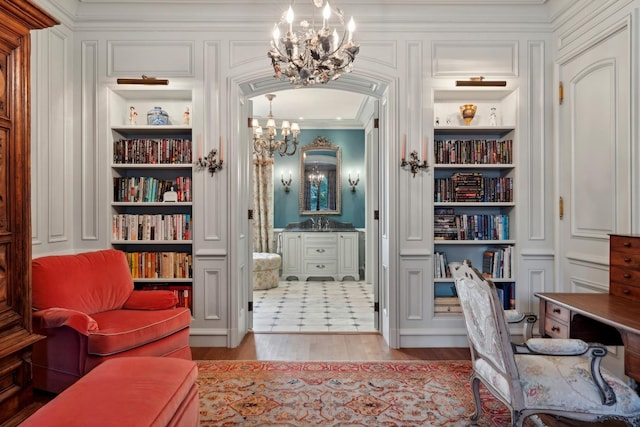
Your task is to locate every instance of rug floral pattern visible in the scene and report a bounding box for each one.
[197,360,510,426]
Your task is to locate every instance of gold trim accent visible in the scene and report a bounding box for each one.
[117,75,169,85]
[456,76,506,87]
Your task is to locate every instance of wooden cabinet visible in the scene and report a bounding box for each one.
[0,2,57,425]
[281,231,359,281]
[609,234,640,300]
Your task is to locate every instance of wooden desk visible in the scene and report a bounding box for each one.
[536,292,640,383]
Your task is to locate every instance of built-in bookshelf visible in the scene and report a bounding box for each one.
[432,88,517,315]
[109,87,194,313]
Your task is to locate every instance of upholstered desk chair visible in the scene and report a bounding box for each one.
[450,261,537,342]
[454,262,640,426]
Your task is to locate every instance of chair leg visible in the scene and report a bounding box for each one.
[470,376,482,425]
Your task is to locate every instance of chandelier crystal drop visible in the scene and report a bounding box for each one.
[252,93,300,157]
[268,1,359,86]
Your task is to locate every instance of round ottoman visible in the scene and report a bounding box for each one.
[252,253,281,290]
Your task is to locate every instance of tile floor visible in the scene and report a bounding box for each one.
[252,280,376,332]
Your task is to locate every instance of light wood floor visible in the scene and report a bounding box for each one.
[191,332,471,360]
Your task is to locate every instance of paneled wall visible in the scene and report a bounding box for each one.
[32,0,635,349]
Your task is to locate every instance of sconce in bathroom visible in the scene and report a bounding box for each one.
[281,171,292,193]
[348,171,360,192]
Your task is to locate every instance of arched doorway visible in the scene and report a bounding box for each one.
[249,88,375,333]
[227,71,399,349]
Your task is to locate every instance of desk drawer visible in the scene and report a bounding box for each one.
[610,250,640,269]
[610,235,640,254]
[545,301,571,323]
[610,266,640,287]
[544,316,569,339]
[610,282,640,300]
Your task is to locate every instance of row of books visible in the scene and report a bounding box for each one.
[482,246,514,279]
[113,176,192,203]
[113,138,192,164]
[112,214,191,241]
[435,173,513,202]
[138,284,192,312]
[434,139,513,165]
[434,251,452,278]
[125,251,193,279]
[434,212,510,241]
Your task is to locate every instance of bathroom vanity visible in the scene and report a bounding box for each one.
[281,219,359,281]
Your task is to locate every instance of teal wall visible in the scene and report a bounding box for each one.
[273,129,365,228]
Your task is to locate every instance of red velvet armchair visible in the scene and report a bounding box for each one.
[31,249,192,393]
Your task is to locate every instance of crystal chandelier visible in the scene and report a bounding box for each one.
[251,93,300,157]
[268,0,359,86]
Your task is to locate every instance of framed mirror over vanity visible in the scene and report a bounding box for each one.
[299,136,341,215]
[281,136,359,281]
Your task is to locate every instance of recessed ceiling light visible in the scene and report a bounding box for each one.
[299,117,304,120]
[336,117,342,120]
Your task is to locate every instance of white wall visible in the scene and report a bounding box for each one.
[30,0,610,348]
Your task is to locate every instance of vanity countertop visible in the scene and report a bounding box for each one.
[283,218,356,232]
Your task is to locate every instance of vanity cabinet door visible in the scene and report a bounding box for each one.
[281,232,302,277]
[339,232,360,280]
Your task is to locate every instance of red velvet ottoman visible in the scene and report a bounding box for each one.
[22,357,199,427]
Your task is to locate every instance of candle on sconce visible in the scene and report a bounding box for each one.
[423,136,428,163]
[401,134,406,160]
[219,136,224,162]
[197,135,203,159]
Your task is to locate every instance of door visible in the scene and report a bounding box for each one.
[558,24,631,293]
[229,92,253,346]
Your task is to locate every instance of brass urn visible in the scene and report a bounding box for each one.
[460,104,477,126]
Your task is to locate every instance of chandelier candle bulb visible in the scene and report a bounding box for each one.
[197,135,203,159]
[423,136,428,164]
[219,136,224,162]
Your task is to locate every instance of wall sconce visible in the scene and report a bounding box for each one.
[348,171,359,192]
[195,135,224,176]
[400,135,429,178]
[281,171,292,193]
[196,149,223,176]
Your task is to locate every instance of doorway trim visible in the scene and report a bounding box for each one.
[227,68,399,348]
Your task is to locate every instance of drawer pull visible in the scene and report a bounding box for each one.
[624,289,631,295]
[624,242,632,248]
[316,264,325,269]
[624,273,632,279]
[551,326,560,332]
[552,308,561,314]
[624,257,632,263]
[315,249,325,253]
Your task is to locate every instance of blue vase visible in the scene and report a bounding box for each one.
[147,106,169,125]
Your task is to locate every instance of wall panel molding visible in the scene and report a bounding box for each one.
[80,40,99,241]
[47,29,72,243]
[204,267,223,320]
[432,41,518,77]
[527,40,546,240]
[107,40,195,77]
[203,41,223,241]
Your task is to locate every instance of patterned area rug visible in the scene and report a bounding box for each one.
[197,360,511,426]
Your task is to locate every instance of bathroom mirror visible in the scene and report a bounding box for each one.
[299,136,341,215]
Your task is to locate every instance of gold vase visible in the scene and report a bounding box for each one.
[460,104,477,126]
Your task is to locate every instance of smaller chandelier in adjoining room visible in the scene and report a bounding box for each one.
[308,162,325,188]
[268,0,359,86]
[252,93,300,157]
